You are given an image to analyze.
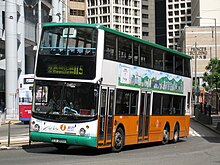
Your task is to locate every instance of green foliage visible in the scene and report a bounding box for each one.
[203,58,220,90]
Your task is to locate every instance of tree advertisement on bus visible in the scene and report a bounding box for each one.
[118,64,183,93]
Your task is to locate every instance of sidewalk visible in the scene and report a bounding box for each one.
[0,119,31,150]
[192,113,220,135]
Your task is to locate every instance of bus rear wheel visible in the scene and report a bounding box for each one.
[162,126,170,145]
[172,125,179,143]
[112,127,124,152]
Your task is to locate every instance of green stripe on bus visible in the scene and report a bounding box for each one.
[30,132,97,148]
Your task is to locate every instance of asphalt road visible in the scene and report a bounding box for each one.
[0,119,220,165]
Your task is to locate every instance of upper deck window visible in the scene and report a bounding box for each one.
[39,26,97,56]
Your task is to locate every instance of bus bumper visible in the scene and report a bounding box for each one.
[30,131,97,148]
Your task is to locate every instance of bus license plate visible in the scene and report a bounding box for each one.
[51,138,67,144]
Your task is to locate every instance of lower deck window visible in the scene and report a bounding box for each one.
[115,89,138,115]
[152,93,185,116]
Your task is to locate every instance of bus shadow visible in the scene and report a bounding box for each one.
[23,140,187,156]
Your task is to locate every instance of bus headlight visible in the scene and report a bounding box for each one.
[33,124,40,132]
[79,128,86,136]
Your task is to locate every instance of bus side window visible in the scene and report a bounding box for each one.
[152,93,161,115]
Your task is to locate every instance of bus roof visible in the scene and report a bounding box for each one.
[42,22,191,59]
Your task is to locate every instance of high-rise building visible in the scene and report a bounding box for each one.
[64,0,155,42]
[191,0,220,26]
[87,0,142,38]
[67,0,87,23]
[155,0,192,49]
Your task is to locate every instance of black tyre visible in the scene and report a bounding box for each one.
[172,125,179,143]
[112,127,124,152]
[53,143,70,150]
[162,126,170,145]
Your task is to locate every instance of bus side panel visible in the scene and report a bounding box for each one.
[148,116,190,142]
[113,116,139,145]
[19,105,32,121]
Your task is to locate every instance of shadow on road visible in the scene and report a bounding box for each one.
[22,140,187,156]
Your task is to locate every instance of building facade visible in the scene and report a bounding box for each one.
[179,0,220,86]
[179,26,220,79]
[0,0,56,119]
[155,0,192,49]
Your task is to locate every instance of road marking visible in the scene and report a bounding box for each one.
[189,127,201,137]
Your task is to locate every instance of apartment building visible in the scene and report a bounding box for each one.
[156,0,192,49]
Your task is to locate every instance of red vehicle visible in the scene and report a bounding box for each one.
[19,74,34,123]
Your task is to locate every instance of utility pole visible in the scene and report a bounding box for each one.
[52,0,60,22]
[194,42,198,113]
[5,0,18,119]
[38,0,42,42]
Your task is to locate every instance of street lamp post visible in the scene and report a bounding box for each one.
[194,41,198,105]
[196,17,217,59]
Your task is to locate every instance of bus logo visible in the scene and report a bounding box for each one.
[60,124,67,131]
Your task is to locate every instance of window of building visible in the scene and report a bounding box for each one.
[142,32,149,36]
[174,17,179,22]
[181,10,185,14]
[70,9,85,16]
[142,5,148,10]
[168,18,173,23]
[174,4,179,8]
[175,24,180,29]
[187,16,191,21]
[181,17,186,21]
[168,5,173,9]
[142,14,149,19]
[168,11,173,16]
[142,23,149,27]
[70,0,85,2]
[187,9,191,14]
[174,11,179,15]
[175,31,179,36]
[180,3,185,8]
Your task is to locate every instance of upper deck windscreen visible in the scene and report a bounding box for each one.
[39,26,97,56]
[36,26,97,79]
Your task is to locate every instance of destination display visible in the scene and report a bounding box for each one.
[36,55,96,79]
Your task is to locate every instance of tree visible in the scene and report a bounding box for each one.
[203,58,220,114]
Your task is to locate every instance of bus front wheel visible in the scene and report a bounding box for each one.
[112,127,124,152]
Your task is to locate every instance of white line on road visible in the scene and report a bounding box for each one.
[189,127,201,137]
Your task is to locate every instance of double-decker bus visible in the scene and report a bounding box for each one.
[30,23,191,152]
[19,74,34,123]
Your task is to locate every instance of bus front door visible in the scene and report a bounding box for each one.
[138,91,151,142]
[97,86,115,148]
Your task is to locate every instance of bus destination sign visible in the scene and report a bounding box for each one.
[47,65,83,75]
